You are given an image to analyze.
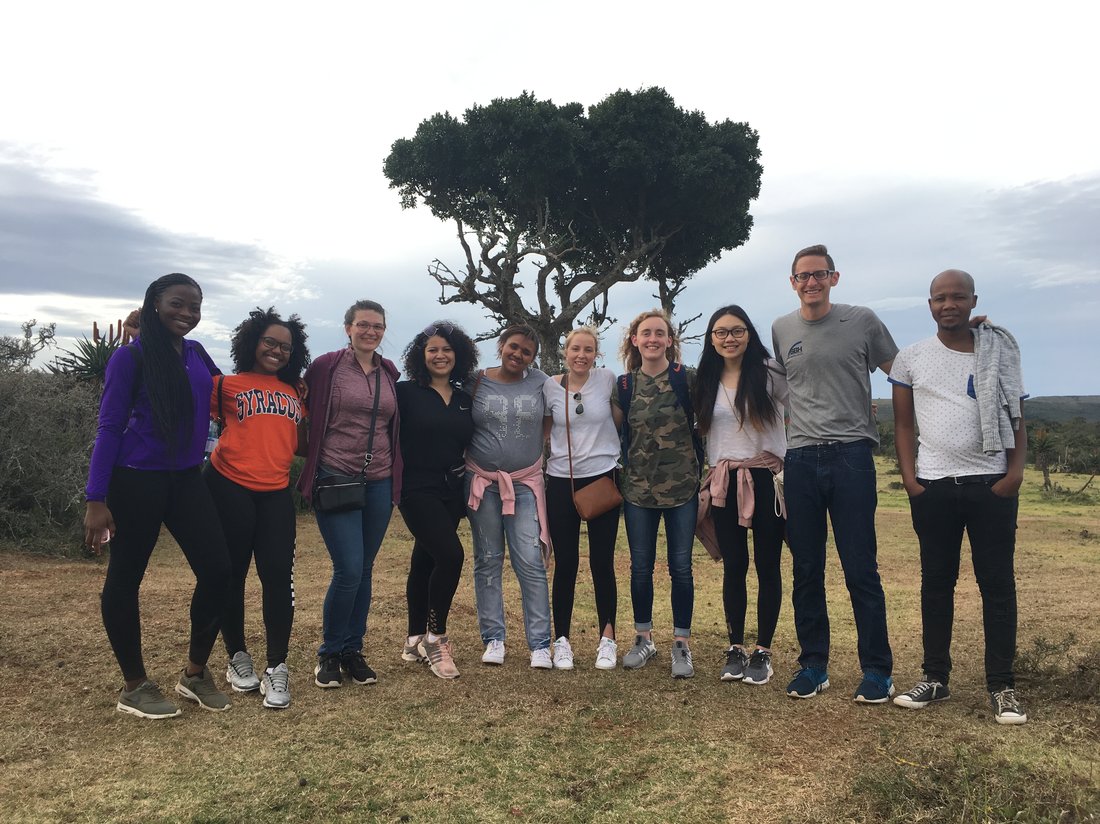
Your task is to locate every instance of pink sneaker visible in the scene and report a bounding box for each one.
[418,636,460,680]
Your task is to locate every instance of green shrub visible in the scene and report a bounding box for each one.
[0,370,99,554]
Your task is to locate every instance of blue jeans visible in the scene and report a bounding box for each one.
[784,440,892,675]
[314,475,393,657]
[623,497,697,637]
[467,477,551,651]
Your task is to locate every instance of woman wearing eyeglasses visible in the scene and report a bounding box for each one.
[615,310,703,679]
[395,322,478,679]
[297,300,402,690]
[542,327,623,670]
[203,308,309,708]
[692,305,787,686]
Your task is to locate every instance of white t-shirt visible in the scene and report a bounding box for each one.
[706,359,789,464]
[543,368,620,478]
[889,336,1021,478]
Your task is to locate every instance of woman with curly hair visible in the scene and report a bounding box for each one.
[204,308,310,708]
[692,305,787,686]
[85,273,232,719]
[395,322,478,679]
[615,309,703,679]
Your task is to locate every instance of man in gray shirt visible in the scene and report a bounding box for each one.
[772,244,898,703]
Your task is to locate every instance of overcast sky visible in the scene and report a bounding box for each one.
[1,2,1097,397]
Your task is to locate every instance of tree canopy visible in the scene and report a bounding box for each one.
[383,87,762,372]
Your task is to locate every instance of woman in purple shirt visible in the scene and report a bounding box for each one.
[84,273,232,720]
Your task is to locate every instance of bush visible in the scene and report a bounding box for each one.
[0,370,100,554]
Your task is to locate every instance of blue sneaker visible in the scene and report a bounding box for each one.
[854,670,895,703]
[786,667,830,699]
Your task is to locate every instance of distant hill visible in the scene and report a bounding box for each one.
[873,396,1100,425]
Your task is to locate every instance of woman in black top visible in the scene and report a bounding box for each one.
[395,322,478,679]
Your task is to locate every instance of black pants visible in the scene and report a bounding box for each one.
[710,467,785,648]
[101,466,231,682]
[909,477,1019,691]
[204,464,296,669]
[400,491,466,636]
[545,472,620,639]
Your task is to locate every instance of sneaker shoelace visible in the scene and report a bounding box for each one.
[268,668,290,693]
[230,657,256,680]
[994,689,1021,713]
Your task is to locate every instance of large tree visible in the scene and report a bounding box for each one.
[383,87,762,372]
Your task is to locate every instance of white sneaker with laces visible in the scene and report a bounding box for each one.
[225,650,261,693]
[552,636,574,670]
[530,647,553,669]
[481,639,506,665]
[595,637,618,670]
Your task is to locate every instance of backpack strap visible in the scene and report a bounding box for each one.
[616,372,634,466]
[668,362,705,476]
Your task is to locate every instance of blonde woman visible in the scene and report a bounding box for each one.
[542,327,623,670]
[614,310,703,679]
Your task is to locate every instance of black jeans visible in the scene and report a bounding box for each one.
[101,466,231,682]
[400,491,466,636]
[204,464,296,669]
[909,476,1019,691]
[710,467,785,648]
[545,472,620,639]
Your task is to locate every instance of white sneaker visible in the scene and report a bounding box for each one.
[481,640,506,665]
[595,637,618,670]
[225,650,261,693]
[530,647,553,669]
[552,636,574,670]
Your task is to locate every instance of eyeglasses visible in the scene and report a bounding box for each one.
[573,392,584,415]
[792,269,835,283]
[711,326,748,341]
[353,321,387,333]
[260,336,293,354]
[423,322,455,337]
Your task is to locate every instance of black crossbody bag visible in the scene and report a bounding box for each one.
[313,368,382,513]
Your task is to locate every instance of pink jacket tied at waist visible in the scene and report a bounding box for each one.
[465,457,553,567]
[696,452,785,561]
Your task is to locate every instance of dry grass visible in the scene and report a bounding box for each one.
[1,462,1097,823]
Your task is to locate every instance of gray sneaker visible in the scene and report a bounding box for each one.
[176,666,232,712]
[671,640,695,679]
[116,680,182,720]
[622,635,657,670]
[721,646,749,681]
[226,650,261,692]
[260,664,291,709]
[742,649,774,685]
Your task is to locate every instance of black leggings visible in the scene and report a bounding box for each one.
[400,491,466,636]
[204,464,296,669]
[710,467,785,648]
[101,466,231,682]
[546,472,620,639]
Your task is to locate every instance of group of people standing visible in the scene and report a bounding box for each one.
[85,242,1029,726]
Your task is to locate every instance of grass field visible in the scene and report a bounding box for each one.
[1,462,1097,823]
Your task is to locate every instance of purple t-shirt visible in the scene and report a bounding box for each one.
[85,339,219,501]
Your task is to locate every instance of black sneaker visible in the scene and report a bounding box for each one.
[341,651,378,685]
[720,646,749,681]
[314,654,343,688]
[893,679,950,709]
[990,688,1027,725]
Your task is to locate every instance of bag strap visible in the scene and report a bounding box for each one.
[360,366,382,477]
[561,376,577,496]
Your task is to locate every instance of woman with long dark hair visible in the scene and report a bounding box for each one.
[84,273,232,719]
[204,308,309,708]
[297,299,402,689]
[396,321,478,679]
[465,325,553,669]
[692,305,787,686]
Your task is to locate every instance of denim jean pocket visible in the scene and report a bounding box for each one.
[839,442,875,472]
